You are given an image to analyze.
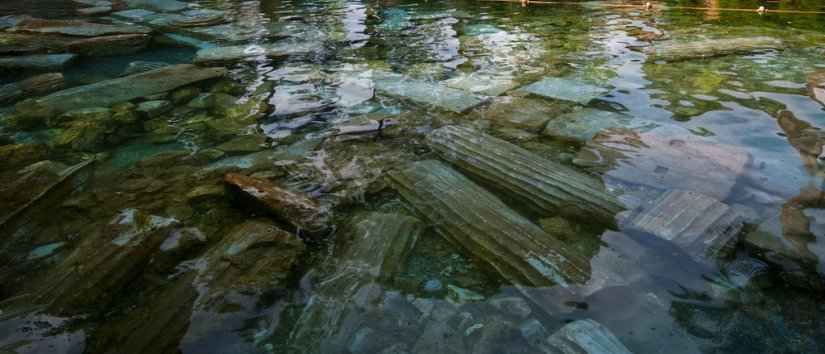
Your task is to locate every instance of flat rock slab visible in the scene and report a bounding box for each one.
[443,73,519,96]
[224,173,327,232]
[575,128,750,200]
[543,319,633,354]
[475,96,567,132]
[193,42,318,63]
[623,189,744,263]
[0,54,78,70]
[389,159,591,288]
[125,0,190,12]
[517,77,608,104]
[543,108,659,142]
[428,125,624,225]
[112,9,158,22]
[647,36,783,62]
[373,72,490,113]
[15,64,226,117]
[9,18,152,37]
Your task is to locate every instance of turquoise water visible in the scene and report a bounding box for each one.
[1,0,825,353]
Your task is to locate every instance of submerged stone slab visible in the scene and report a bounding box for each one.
[112,9,158,22]
[0,54,77,70]
[428,125,623,225]
[373,72,490,113]
[475,96,565,132]
[542,108,659,142]
[647,36,783,62]
[443,73,519,96]
[389,159,591,288]
[575,128,750,200]
[125,0,189,12]
[15,64,226,117]
[288,212,422,353]
[623,190,744,263]
[0,72,64,104]
[542,319,633,354]
[518,77,608,104]
[193,42,317,63]
[8,17,152,37]
[66,33,150,56]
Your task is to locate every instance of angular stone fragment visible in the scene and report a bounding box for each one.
[428,126,623,225]
[15,64,226,117]
[542,108,658,142]
[542,319,633,354]
[517,77,608,104]
[647,36,783,62]
[0,54,77,70]
[193,42,318,64]
[623,190,744,263]
[575,128,750,200]
[389,159,590,287]
[373,72,490,113]
[288,212,422,354]
[224,173,328,232]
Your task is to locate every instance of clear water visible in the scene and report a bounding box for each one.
[2,0,825,353]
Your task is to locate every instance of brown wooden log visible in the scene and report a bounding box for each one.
[427,125,623,226]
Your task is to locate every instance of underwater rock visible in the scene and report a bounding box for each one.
[475,96,568,132]
[0,143,48,170]
[428,126,623,225]
[112,8,159,22]
[15,64,226,118]
[517,77,608,105]
[288,212,423,354]
[646,36,783,62]
[193,42,319,64]
[541,319,633,354]
[66,33,150,56]
[0,53,77,70]
[333,118,399,136]
[807,70,825,107]
[7,17,151,37]
[77,5,112,16]
[97,219,303,354]
[542,108,658,142]
[575,127,750,200]
[49,106,111,127]
[124,0,189,12]
[224,173,327,232]
[136,99,172,118]
[215,134,267,154]
[389,159,590,287]
[372,72,490,113]
[623,190,744,263]
[52,118,115,151]
[443,73,518,97]
[23,208,179,314]
[0,72,64,105]
[744,212,824,289]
